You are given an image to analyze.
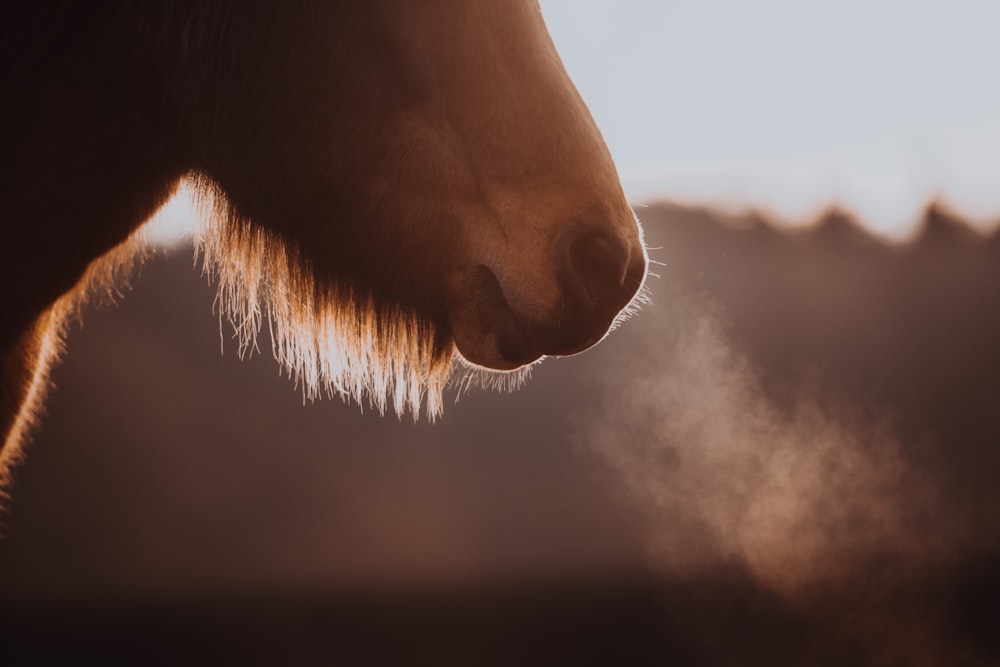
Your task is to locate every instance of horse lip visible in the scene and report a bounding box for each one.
[447,264,541,370]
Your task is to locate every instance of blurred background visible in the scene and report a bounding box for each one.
[2,1,999,664]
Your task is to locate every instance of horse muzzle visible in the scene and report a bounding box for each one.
[447,223,647,371]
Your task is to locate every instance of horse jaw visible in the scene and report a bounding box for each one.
[189,176,455,420]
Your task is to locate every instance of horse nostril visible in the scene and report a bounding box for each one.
[561,227,629,310]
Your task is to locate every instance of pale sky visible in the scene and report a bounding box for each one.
[541,0,1000,238]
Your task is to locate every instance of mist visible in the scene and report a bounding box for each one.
[574,284,948,592]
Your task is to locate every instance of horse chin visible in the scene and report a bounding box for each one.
[446,265,542,371]
[445,205,649,373]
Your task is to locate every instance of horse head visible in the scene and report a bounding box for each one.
[1,0,646,474]
[180,1,645,373]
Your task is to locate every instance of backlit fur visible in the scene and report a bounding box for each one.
[190,174,456,418]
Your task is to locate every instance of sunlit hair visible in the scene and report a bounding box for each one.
[186,173,457,419]
[0,228,149,500]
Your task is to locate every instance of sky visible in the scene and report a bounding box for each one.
[541,0,1000,237]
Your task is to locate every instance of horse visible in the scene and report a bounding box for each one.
[0,1,648,490]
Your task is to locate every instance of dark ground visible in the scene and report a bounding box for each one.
[0,203,998,665]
